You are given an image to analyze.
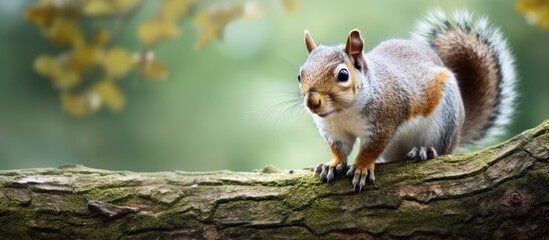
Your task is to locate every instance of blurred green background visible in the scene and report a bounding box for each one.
[1,0,548,171]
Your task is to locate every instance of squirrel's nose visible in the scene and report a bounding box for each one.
[305,93,322,110]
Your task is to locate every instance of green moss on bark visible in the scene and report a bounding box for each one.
[0,120,547,239]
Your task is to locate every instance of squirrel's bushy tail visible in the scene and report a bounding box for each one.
[413,10,517,146]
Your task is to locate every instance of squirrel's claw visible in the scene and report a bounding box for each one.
[315,164,338,183]
[335,163,346,174]
[324,166,335,183]
[317,164,331,182]
[315,162,348,183]
[352,172,366,193]
[367,168,375,183]
[346,165,355,177]
[314,164,323,175]
[427,147,438,159]
[405,146,419,160]
[419,147,428,160]
[406,146,438,161]
[349,167,375,193]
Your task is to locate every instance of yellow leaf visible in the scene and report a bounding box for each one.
[162,0,197,21]
[193,4,244,49]
[137,19,180,45]
[52,69,81,89]
[60,91,100,117]
[83,0,114,16]
[24,5,58,28]
[141,59,168,81]
[516,0,549,29]
[45,17,84,47]
[280,0,297,13]
[194,12,218,49]
[93,28,110,45]
[103,47,135,77]
[70,45,101,70]
[93,79,126,112]
[34,54,59,76]
[34,54,81,89]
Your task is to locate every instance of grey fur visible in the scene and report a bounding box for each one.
[301,10,515,189]
[413,10,517,147]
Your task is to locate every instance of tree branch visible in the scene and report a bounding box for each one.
[1,120,548,239]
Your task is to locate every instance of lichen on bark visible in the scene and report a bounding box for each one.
[0,120,548,239]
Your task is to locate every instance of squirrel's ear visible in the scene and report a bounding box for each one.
[304,30,316,53]
[344,29,364,62]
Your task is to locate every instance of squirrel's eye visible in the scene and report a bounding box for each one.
[297,73,301,82]
[337,69,349,82]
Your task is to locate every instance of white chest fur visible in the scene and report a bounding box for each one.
[312,108,371,145]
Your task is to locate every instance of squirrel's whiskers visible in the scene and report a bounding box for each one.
[298,10,517,192]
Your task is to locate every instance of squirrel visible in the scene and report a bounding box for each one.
[298,10,517,192]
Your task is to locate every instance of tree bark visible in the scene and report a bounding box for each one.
[1,120,548,240]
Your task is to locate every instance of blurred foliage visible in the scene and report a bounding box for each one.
[516,0,549,29]
[1,0,548,172]
[24,0,290,116]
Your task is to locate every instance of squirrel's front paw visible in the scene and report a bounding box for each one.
[314,162,346,183]
[346,165,375,193]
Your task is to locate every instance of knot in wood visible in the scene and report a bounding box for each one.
[510,191,522,206]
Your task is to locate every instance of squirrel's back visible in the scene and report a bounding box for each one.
[413,10,517,146]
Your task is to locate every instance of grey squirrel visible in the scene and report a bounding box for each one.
[298,10,517,192]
